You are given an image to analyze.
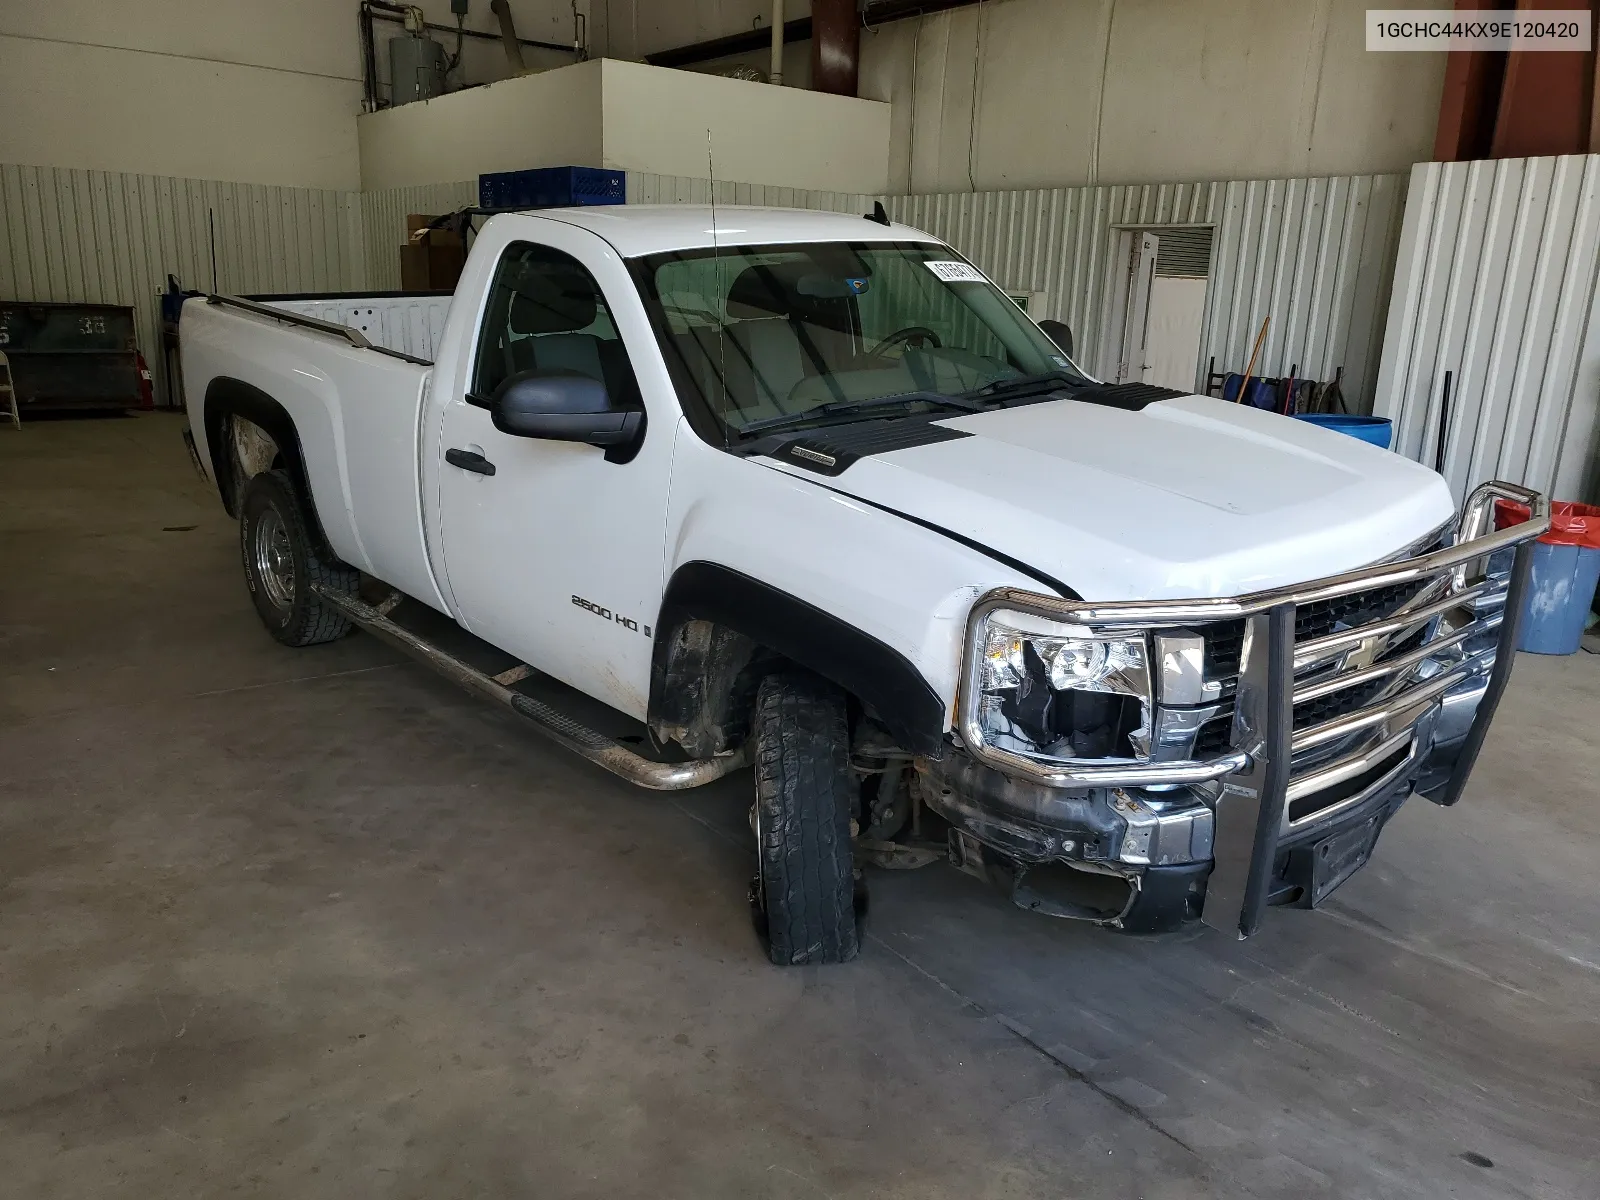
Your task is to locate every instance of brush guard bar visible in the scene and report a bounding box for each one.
[956,480,1549,938]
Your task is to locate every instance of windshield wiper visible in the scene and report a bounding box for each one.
[967,370,1082,402]
[734,391,986,438]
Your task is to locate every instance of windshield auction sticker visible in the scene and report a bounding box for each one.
[1367,9,1590,51]
[924,261,987,283]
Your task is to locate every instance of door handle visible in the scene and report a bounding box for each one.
[445,448,496,476]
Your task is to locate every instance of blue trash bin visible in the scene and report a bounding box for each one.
[1520,540,1600,654]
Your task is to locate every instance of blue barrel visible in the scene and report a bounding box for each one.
[1292,413,1393,448]
[1519,541,1600,654]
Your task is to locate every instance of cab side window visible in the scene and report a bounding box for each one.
[470,242,639,409]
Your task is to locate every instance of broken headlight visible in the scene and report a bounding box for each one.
[976,610,1152,761]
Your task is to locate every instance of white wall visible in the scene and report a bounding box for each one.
[0,1,623,190]
[0,1,362,190]
[599,60,890,193]
[358,59,607,190]
[357,58,891,194]
[615,0,1452,194]
[862,0,1452,194]
[600,0,807,62]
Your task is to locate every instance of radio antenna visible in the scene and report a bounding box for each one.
[708,128,728,447]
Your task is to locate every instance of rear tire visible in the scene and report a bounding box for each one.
[751,672,860,965]
[239,469,358,647]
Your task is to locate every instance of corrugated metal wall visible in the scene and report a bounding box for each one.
[0,163,363,406]
[7,162,1407,417]
[887,174,1407,408]
[1375,155,1600,504]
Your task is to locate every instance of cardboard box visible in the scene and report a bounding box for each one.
[399,242,464,291]
[406,213,463,249]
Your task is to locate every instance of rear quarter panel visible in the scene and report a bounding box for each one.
[180,298,446,610]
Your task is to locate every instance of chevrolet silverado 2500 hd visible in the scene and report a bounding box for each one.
[181,204,1548,966]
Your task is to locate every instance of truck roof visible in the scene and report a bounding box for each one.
[507,204,936,258]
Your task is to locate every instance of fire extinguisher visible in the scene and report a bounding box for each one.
[135,350,155,410]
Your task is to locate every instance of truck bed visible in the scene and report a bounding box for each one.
[249,290,453,364]
[180,293,447,611]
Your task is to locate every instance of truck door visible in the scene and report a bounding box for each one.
[428,221,673,721]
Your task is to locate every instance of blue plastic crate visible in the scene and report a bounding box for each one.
[478,167,626,209]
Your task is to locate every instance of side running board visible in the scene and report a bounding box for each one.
[312,585,749,791]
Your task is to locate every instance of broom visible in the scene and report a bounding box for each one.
[1233,317,1270,405]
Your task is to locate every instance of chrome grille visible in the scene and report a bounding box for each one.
[1293,576,1435,642]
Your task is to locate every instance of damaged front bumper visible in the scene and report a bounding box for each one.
[930,481,1549,938]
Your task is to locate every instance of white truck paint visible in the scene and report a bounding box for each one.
[260,294,452,363]
[181,204,1543,958]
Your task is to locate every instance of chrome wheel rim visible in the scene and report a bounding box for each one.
[253,506,296,611]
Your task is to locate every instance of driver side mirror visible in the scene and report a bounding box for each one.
[1038,319,1074,359]
[489,370,643,449]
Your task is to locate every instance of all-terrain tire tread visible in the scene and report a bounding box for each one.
[754,672,858,965]
[241,469,358,648]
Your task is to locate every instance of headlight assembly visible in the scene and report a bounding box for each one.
[975,610,1152,761]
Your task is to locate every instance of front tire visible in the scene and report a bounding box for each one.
[751,672,860,965]
[239,469,358,647]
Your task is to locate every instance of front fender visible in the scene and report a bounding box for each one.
[654,428,1051,755]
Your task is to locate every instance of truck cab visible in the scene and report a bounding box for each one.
[180,205,1548,967]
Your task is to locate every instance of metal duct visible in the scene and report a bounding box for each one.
[488,0,528,74]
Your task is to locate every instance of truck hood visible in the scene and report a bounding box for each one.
[760,394,1456,601]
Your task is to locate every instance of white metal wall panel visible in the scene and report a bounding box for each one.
[0,162,363,406]
[885,174,1406,408]
[1375,156,1600,504]
[2,161,1395,413]
[262,296,453,362]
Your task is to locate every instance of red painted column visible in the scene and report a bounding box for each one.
[1489,0,1596,156]
[1434,0,1511,160]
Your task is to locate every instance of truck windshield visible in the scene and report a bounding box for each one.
[632,240,1091,439]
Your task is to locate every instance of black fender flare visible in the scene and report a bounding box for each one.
[200,376,335,554]
[649,561,947,758]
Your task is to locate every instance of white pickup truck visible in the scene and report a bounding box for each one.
[181,204,1547,966]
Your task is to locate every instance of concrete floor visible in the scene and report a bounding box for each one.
[2,412,1597,1199]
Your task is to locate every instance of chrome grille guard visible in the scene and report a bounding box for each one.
[955,480,1549,936]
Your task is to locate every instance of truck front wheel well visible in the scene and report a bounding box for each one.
[201,377,334,556]
[648,562,947,760]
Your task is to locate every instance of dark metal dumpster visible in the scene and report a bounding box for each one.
[0,301,143,414]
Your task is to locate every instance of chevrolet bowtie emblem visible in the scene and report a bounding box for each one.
[1339,633,1389,672]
